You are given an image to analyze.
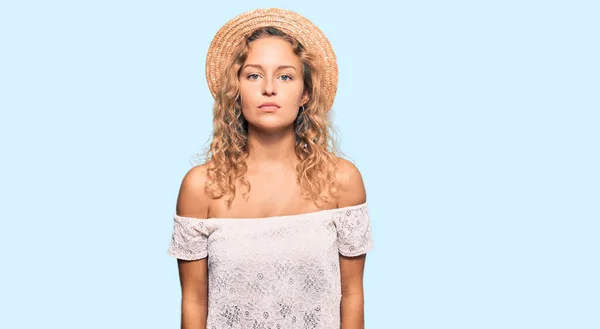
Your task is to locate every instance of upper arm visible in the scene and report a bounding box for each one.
[335,158,369,295]
[335,157,367,208]
[174,164,211,304]
[176,164,211,219]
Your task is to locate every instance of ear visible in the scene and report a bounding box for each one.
[301,90,310,106]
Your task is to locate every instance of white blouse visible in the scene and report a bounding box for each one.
[168,202,373,329]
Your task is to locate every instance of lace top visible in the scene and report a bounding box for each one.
[167,202,373,329]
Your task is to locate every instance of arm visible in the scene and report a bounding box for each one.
[175,165,211,329]
[336,159,368,329]
[340,254,366,329]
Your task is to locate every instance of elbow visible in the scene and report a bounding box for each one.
[341,285,364,299]
[341,290,365,304]
[181,291,208,307]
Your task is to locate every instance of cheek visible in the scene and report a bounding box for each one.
[293,83,306,102]
[239,82,253,99]
[285,85,306,107]
[239,83,256,113]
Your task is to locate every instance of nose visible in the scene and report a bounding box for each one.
[262,77,277,96]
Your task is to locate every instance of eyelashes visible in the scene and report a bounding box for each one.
[246,73,293,81]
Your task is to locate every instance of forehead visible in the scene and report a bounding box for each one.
[245,37,301,67]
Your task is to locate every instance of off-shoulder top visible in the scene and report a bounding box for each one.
[168,202,373,329]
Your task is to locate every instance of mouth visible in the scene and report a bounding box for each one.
[259,102,280,112]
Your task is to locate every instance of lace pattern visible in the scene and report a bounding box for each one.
[167,214,209,260]
[168,202,373,328]
[333,204,373,257]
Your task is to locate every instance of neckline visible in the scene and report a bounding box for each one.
[174,201,367,221]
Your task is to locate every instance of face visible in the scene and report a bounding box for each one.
[239,37,309,133]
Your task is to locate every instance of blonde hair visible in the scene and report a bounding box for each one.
[198,27,341,207]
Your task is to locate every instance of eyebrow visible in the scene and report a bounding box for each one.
[242,64,297,71]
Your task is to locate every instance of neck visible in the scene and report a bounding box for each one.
[245,126,298,169]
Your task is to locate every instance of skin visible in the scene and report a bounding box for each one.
[175,37,368,329]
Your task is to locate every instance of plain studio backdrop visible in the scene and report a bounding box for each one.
[0,1,598,328]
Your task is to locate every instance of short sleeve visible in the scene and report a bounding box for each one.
[167,214,209,260]
[333,203,374,257]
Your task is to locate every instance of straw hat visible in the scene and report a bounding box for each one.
[205,8,338,110]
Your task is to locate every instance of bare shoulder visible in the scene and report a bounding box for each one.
[333,157,367,208]
[175,163,211,219]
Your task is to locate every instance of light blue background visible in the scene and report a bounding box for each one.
[1,0,598,328]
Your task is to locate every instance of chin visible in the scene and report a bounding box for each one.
[247,116,295,132]
[248,121,295,134]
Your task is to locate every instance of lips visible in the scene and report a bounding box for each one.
[259,102,280,112]
[259,102,280,108]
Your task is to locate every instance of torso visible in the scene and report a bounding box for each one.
[207,162,337,219]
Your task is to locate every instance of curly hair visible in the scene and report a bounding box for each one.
[198,27,342,207]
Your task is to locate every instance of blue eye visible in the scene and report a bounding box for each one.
[280,75,292,81]
[248,73,260,80]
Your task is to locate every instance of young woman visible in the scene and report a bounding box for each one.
[168,8,373,329]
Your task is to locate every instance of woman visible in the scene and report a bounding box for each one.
[168,8,373,329]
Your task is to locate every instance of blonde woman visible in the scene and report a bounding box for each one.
[168,8,373,329]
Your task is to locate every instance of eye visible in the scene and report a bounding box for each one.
[247,73,260,80]
[279,75,292,81]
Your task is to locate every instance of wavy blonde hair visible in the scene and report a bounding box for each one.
[199,27,341,207]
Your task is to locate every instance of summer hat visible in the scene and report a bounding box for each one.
[205,8,339,110]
